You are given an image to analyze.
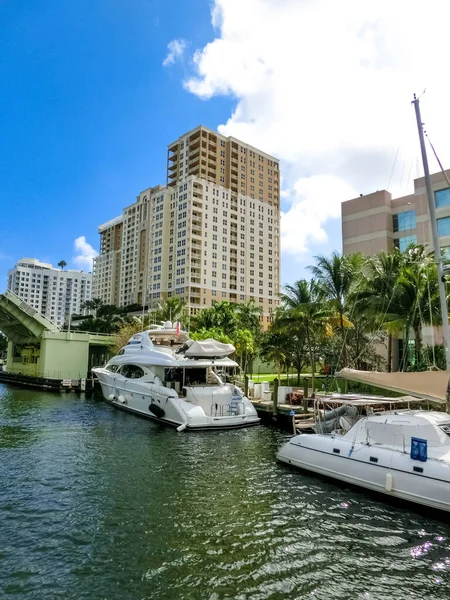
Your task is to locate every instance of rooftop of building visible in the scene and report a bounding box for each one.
[342,168,450,214]
[12,258,91,274]
[98,215,124,233]
[167,124,280,163]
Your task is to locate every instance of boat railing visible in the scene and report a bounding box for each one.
[210,401,245,417]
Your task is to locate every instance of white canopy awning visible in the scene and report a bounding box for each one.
[184,339,235,359]
[337,368,450,404]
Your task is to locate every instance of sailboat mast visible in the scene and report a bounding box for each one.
[412,94,450,371]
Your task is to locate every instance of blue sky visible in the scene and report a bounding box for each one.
[2,0,449,293]
[0,0,236,284]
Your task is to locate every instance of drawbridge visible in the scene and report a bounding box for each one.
[0,290,60,344]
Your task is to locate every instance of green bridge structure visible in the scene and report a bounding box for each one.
[0,290,114,383]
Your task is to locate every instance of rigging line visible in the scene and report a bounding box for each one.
[416,279,430,369]
[406,159,414,195]
[387,147,400,191]
[348,255,402,368]
[426,267,436,367]
[347,281,400,370]
[399,154,406,193]
[424,130,450,189]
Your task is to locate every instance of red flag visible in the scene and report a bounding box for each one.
[175,321,180,337]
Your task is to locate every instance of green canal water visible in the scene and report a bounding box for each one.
[1,384,450,600]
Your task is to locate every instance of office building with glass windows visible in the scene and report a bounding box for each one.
[342,169,450,369]
[341,169,450,257]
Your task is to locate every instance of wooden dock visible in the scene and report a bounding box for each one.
[251,399,315,433]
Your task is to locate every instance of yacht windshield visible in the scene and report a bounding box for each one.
[164,367,217,390]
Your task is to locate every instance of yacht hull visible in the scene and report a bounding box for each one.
[94,373,260,431]
[277,434,450,513]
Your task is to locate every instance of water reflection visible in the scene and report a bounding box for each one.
[1,383,450,599]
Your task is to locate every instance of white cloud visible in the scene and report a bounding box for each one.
[182,0,450,258]
[281,176,357,257]
[163,39,187,67]
[73,236,97,271]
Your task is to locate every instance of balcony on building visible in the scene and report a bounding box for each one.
[189,167,201,178]
[189,147,200,161]
[189,137,201,152]
[189,155,200,169]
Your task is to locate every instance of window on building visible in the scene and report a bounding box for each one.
[441,246,450,259]
[394,235,417,251]
[393,210,416,232]
[435,188,450,208]
[438,217,450,237]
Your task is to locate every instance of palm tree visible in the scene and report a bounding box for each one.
[235,300,263,337]
[277,279,332,392]
[308,252,362,368]
[360,245,442,370]
[192,301,238,334]
[57,260,67,271]
[259,330,289,381]
[233,328,256,379]
[81,298,104,317]
[155,297,187,324]
[395,246,441,368]
[358,249,405,371]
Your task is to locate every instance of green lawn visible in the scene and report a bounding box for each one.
[250,373,318,382]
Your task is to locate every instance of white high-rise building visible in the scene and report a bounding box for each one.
[7,258,92,326]
[93,125,281,327]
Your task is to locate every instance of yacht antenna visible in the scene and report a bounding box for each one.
[412,94,450,374]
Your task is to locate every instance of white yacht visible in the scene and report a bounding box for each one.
[277,396,450,513]
[92,324,260,431]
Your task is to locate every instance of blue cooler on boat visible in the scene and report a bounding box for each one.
[410,437,428,462]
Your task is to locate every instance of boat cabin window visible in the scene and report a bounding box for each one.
[119,364,145,379]
[106,365,119,372]
[185,368,207,385]
[164,367,209,389]
[117,349,125,356]
[439,423,450,437]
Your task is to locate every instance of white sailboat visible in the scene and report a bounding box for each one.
[277,96,450,513]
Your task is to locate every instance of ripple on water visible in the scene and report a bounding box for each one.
[1,385,450,599]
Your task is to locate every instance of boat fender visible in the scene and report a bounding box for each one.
[118,395,127,404]
[108,394,115,401]
[149,403,165,419]
[385,472,393,492]
[177,423,187,432]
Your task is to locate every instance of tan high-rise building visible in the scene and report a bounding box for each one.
[341,169,450,367]
[342,169,450,257]
[93,215,123,305]
[93,126,281,325]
